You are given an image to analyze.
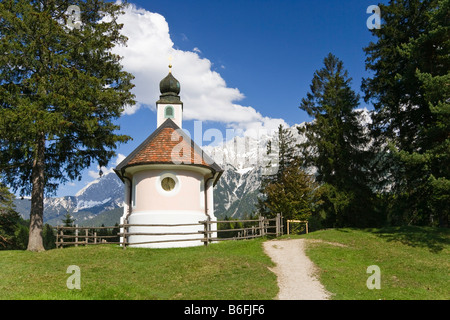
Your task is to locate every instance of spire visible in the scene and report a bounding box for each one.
[157,64,182,105]
[159,72,180,96]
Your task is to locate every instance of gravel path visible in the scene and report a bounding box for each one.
[263,239,331,300]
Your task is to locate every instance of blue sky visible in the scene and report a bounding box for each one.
[56,0,387,197]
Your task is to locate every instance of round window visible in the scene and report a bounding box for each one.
[161,177,176,191]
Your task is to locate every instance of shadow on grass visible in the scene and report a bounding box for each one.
[368,226,450,253]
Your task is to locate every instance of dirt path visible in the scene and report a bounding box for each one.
[263,239,331,300]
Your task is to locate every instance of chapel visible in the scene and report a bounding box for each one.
[114,67,223,248]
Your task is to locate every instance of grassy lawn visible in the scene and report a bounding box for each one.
[1,227,448,300]
[299,226,450,300]
[0,238,278,300]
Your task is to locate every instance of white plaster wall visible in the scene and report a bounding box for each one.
[127,210,206,248]
[125,168,209,248]
[120,179,131,245]
[133,169,203,212]
[206,179,217,240]
[157,103,183,128]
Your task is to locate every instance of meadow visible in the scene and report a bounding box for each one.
[1,227,448,300]
[302,226,449,300]
[0,238,277,300]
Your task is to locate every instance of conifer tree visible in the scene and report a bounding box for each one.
[257,124,323,226]
[42,223,56,250]
[0,0,135,251]
[111,223,120,244]
[257,124,299,217]
[362,0,449,226]
[0,181,21,249]
[299,53,375,227]
[61,213,75,243]
[262,159,322,222]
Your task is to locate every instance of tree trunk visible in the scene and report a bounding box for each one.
[27,133,46,252]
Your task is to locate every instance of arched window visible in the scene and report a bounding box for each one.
[164,106,174,118]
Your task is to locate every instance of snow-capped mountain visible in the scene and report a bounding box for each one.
[15,109,372,225]
[74,172,123,212]
[14,123,308,225]
[203,123,306,172]
[14,172,124,225]
[14,109,372,225]
[18,114,360,225]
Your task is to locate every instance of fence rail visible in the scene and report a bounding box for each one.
[55,214,283,248]
[55,225,120,248]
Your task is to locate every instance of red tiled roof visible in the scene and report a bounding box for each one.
[127,126,209,166]
[115,118,222,174]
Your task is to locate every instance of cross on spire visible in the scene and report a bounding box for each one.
[168,55,173,73]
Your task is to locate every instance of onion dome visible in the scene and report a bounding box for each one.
[160,72,180,95]
[157,67,182,104]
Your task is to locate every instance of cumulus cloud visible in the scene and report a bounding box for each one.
[112,2,287,133]
[87,153,126,179]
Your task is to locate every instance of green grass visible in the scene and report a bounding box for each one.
[2,227,448,300]
[0,239,278,300]
[297,226,450,300]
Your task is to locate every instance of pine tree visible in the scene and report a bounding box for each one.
[257,124,299,217]
[0,0,135,251]
[62,213,76,228]
[299,53,375,227]
[362,0,449,226]
[262,159,322,222]
[273,124,298,181]
[42,224,56,250]
[257,124,323,227]
[14,224,29,250]
[111,223,120,244]
[61,213,75,244]
[0,181,21,249]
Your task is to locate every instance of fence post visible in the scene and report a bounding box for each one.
[122,219,127,250]
[75,225,78,247]
[85,229,89,246]
[276,213,280,237]
[203,217,210,246]
[56,226,59,249]
[60,228,64,248]
[259,215,265,237]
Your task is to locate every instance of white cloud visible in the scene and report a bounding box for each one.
[115,153,127,166]
[87,153,126,179]
[112,2,287,134]
[88,168,102,179]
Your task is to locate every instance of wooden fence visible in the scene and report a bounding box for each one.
[56,214,283,248]
[286,219,309,235]
[55,225,120,248]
